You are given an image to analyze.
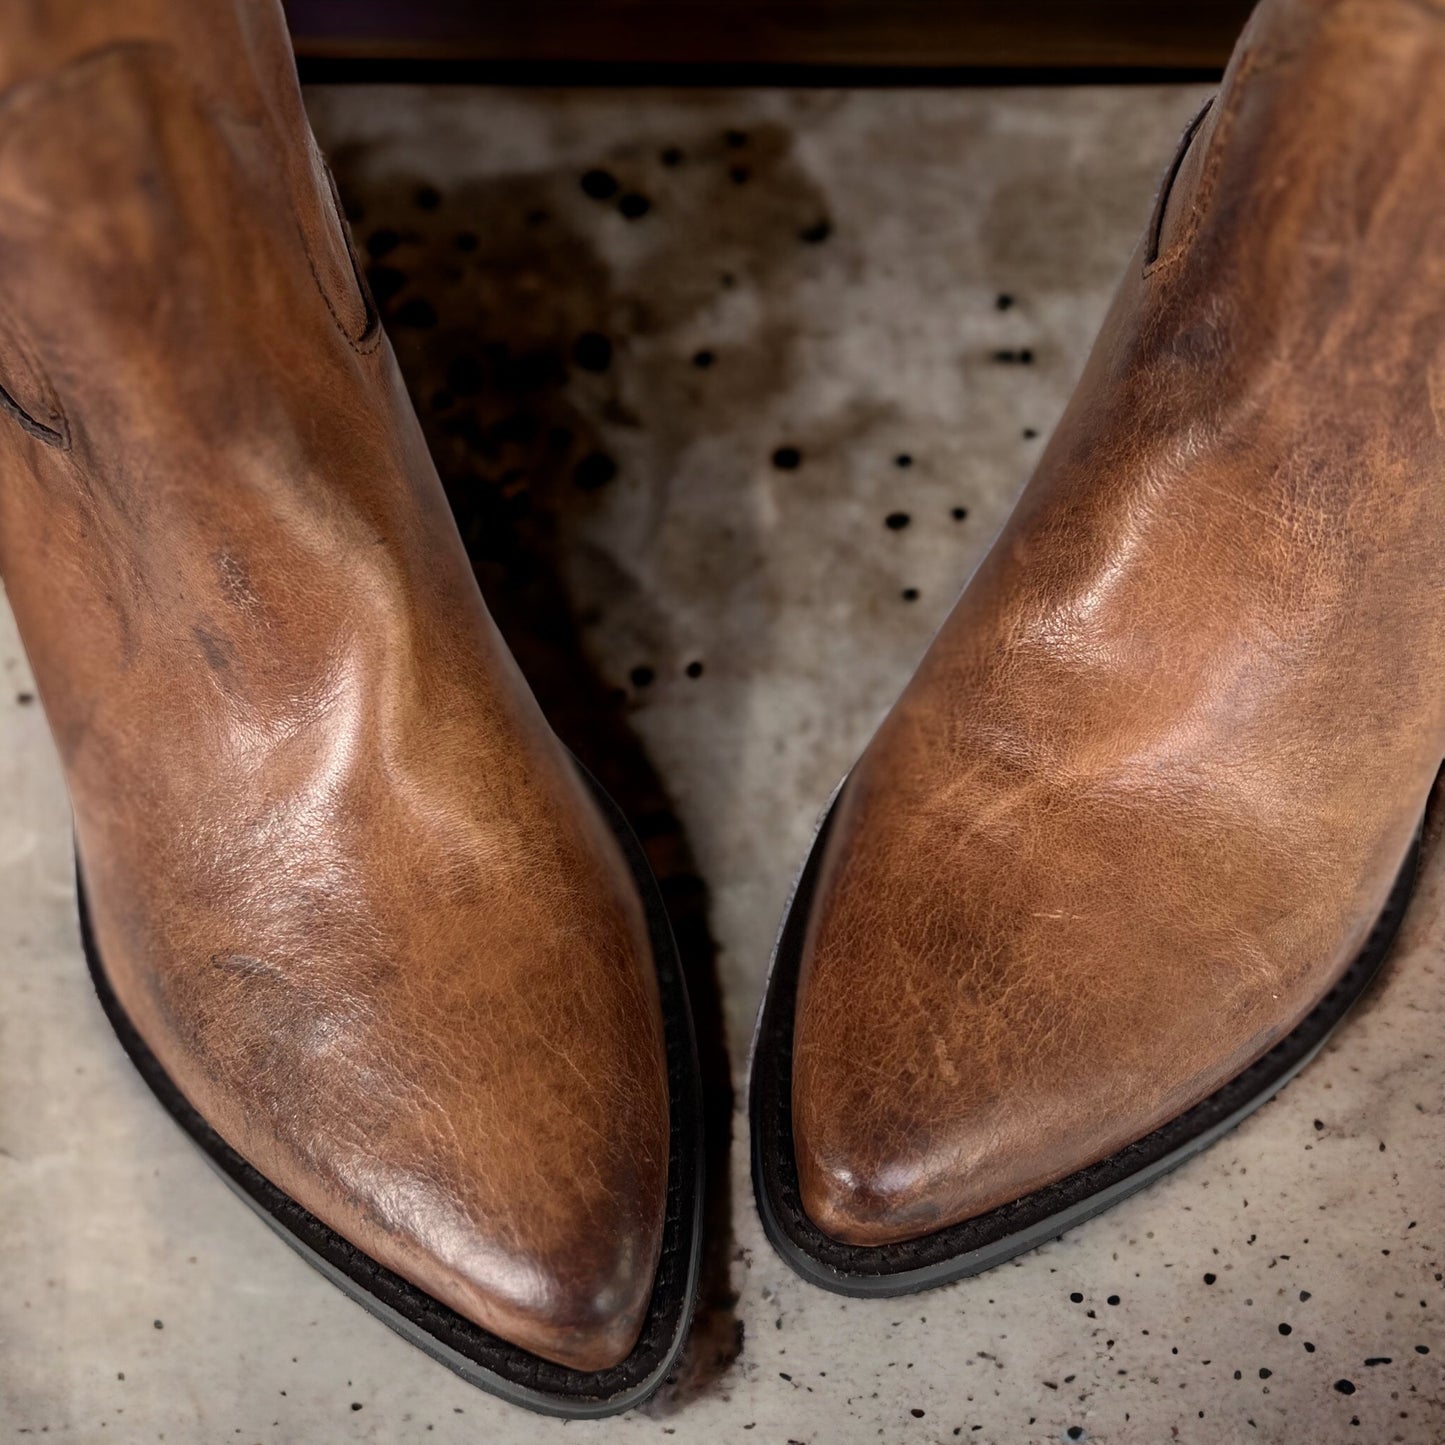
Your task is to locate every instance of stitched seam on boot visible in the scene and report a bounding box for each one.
[1141,96,1214,271]
[1144,48,1260,280]
[301,148,383,357]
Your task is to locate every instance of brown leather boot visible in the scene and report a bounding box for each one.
[751,0,1445,1294]
[0,2,700,1411]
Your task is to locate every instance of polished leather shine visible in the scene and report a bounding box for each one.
[0,2,669,1371]
[791,0,1445,1247]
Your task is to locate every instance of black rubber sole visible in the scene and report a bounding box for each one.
[749,790,1422,1299]
[82,762,704,1418]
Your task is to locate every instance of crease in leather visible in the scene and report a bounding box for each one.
[0,300,67,447]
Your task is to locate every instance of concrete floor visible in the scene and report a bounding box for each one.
[2,84,1442,1444]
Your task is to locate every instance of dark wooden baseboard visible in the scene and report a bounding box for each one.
[285,1,1249,81]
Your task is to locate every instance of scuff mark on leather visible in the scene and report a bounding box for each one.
[192,625,235,672]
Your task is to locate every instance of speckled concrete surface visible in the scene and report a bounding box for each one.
[2,84,1442,1444]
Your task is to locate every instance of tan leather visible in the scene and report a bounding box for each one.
[792,0,1445,1247]
[0,2,669,1371]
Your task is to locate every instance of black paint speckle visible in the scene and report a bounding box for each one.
[350,1403,363,1412]
[1259,1368,1272,1379]
[800,219,833,244]
[1203,1273,1217,1285]
[619,192,652,219]
[366,228,401,259]
[729,166,751,186]
[1069,1292,1084,1304]
[885,512,911,531]
[152,1320,163,1330]
[895,453,913,468]
[692,349,716,369]
[992,348,1035,365]
[580,169,619,200]
[661,146,685,167]
[1023,427,1039,439]
[1334,1380,1356,1395]
[445,354,484,396]
[1107,1296,1120,1307]
[15,692,34,705]
[901,588,919,602]
[772,446,802,471]
[1415,1345,1430,1355]
[455,230,478,252]
[996,293,1015,310]
[1278,1324,1292,1336]
[726,128,749,148]
[685,661,704,679]
[910,1409,925,1419]
[572,332,613,373]
[413,184,442,211]
[951,506,968,521]
[367,265,406,304]
[573,451,618,492]
[394,297,437,328]
[1364,1357,1392,1367]
[630,666,655,689]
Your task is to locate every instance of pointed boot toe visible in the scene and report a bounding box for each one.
[293,939,670,1375]
[82,750,702,1410]
[429,1201,660,1374]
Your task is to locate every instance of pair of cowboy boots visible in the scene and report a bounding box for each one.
[2,0,1440,1418]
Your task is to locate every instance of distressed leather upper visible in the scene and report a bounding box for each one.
[0,3,669,1370]
[792,0,1445,1245]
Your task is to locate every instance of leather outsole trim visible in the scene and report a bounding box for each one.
[80,761,705,1419]
[749,797,1423,1299]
